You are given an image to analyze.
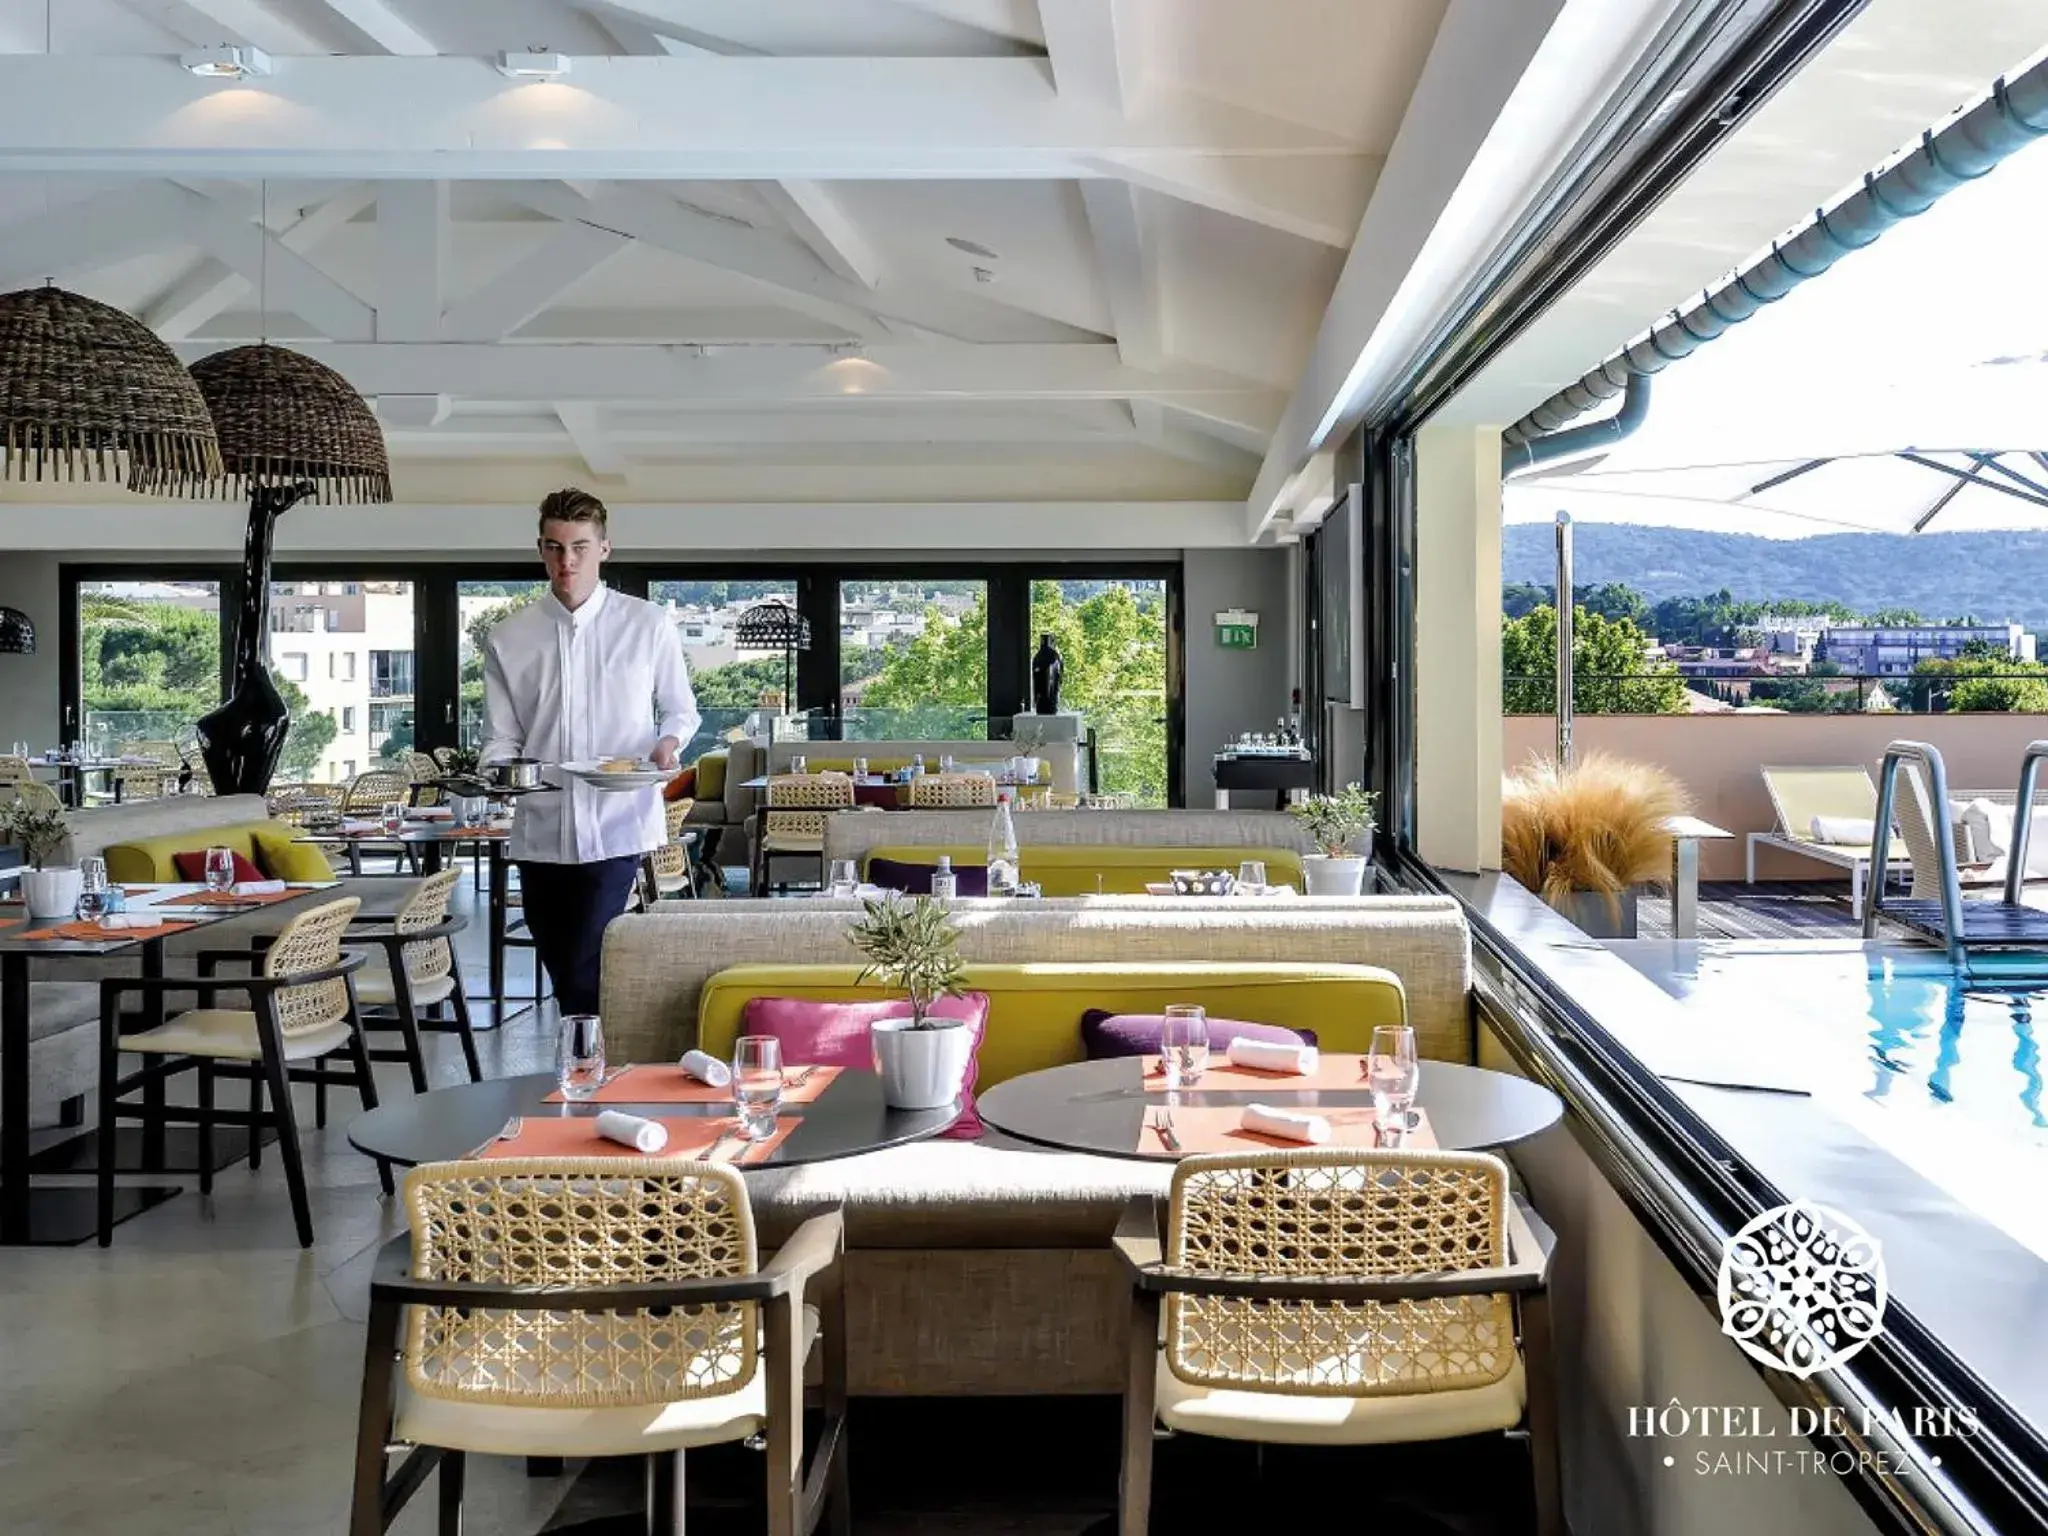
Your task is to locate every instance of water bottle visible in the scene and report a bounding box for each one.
[912,753,926,777]
[930,854,958,901]
[987,793,1019,895]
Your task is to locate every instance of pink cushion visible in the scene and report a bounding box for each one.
[740,992,990,1139]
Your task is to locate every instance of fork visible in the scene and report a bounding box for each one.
[1149,1108,1181,1154]
[702,1127,741,1163]
[463,1115,522,1159]
[785,1065,819,1089]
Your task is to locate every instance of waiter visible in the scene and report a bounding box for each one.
[479,488,700,1016]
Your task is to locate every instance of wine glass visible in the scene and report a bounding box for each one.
[1368,1025,1420,1142]
[75,856,110,923]
[732,1035,784,1140]
[557,1013,606,1100]
[827,859,859,898]
[203,845,236,895]
[1160,1005,1209,1087]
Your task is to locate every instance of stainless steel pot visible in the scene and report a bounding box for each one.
[487,758,544,790]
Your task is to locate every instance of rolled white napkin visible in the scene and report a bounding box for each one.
[230,879,287,896]
[677,1049,732,1087]
[1242,1103,1330,1144]
[1225,1037,1319,1075]
[339,818,381,834]
[593,1110,668,1153]
[97,913,165,930]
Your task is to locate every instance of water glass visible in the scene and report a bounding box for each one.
[75,856,110,923]
[557,1013,606,1100]
[1160,1005,1209,1087]
[827,859,860,898]
[380,800,405,835]
[791,754,807,776]
[941,753,958,773]
[732,1034,784,1140]
[203,845,236,894]
[1369,1024,1420,1140]
[852,756,869,779]
[1237,859,1267,895]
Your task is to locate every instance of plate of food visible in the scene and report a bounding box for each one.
[558,758,680,792]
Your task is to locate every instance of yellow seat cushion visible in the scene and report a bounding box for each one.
[858,845,1305,896]
[101,819,334,884]
[1155,1352,1525,1446]
[693,751,728,801]
[120,1008,352,1062]
[698,961,1409,1090]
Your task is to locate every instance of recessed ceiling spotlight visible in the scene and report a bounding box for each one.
[497,48,571,80]
[182,44,271,79]
[946,236,999,260]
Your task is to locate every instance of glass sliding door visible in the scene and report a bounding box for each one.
[840,577,989,740]
[1030,577,1170,805]
[456,580,548,751]
[78,578,223,757]
[649,577,800,760]
[270,578,416,782]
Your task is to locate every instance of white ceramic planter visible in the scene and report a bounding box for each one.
[21,866,83,919]
[871,1016,975,1110]
[1301,854,1369,896]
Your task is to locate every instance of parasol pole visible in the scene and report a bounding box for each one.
[1555,510,1574,768]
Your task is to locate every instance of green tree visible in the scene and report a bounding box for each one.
[693,655,797,708]
[1027,580,1167,805]
[458,589,543,737]
[1502,604,1685,714]
[1911,654,2048,713]
[857,594,990,736]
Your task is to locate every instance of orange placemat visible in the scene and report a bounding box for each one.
[473,1114,796,1165]
[544,1063,841,1106]
[1145,1051,1373,1093]
[17,918,202,943]
[1138,1105,1436,1155]
[154,887,306,908]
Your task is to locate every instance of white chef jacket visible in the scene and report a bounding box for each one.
[479,584,701,864]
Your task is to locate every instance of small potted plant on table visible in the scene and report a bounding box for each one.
[4,799,79,918]
[848,895,974,1110]
[1291,783,1379,895]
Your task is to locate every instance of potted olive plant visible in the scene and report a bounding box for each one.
[1290,783,1379,895]
[4,799,79,918]
[848,895,974,1110]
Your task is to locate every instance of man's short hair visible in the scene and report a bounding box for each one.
[538,487,609,538]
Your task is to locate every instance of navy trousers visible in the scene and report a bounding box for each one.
[515,855,643,1017]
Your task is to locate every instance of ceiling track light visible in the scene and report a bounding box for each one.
[497,49,570,80]
[182,43,271,79]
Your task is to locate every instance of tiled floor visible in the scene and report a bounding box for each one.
[4,866,1536,1534]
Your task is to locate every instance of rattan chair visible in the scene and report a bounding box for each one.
[0,753,35,786]
[98,897,374,1248]
[342,768,419,874]
[641,797,701,904]
[404,750,445,806]
[3,778,63,815]
[1114,1149,1560,1535]
[907,772,998,809]
[104,762,172,803]
[349,1162,849,1536]
[753,774,854,894]
[430,746,460,771]
[343,868,481,1090]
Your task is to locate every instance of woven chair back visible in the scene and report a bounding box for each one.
[431,746,460,770]
[394,868,461,987]
[402,1159,760,1407]
[909,772,998,809]
[0,755,35,785]
[405,752,445,805]
[268,782,344,826]
[113,765,171,800]
[4,778,62,815]
[765,774,854,847]
[1164,1148,1516,1398]
[261,896,361,1039]
[650,798,696,881]
[126,739,183,768]
[343,768,411,813]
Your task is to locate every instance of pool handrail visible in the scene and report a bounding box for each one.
[2002,741,2048,906]
[1867,741,1968,967]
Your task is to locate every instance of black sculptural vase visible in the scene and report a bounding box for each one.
[197,481,315,797]
[1031,632,1064,715]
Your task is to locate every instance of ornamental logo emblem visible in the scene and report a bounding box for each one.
[1717,1201,1886,1378]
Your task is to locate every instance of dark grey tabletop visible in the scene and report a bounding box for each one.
[977,1056,1565,1161]
[347,1070,961,1170]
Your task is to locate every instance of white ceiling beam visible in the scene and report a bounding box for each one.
[170,340,1284,428]
[889,0,1044,44]
[1078,179,1159,369]
[171,186,377,341]
[0,57,1358,179]
[553,402,629,479]
[1036,0,1131,112]
[509,182,1082,343]
[1090,147,1373,250]
[753,181,883,290]
[141,0,326,53]
[1130,399,1261,475]
[0,183,202,289]
[307,0,438,54]
[441,223,632,340]
[374,392,451,428]
[374,181,446,341]
[146,182,374,338]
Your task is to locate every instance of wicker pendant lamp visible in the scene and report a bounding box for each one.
[0,605,34,654]
[0,285,223,491]
[181,342,392,505]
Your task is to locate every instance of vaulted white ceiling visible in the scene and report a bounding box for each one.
[0,0,1450,516]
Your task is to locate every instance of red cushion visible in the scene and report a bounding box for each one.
[171,848,264,885]
[739,992,990,1139]
[663,766,697,802]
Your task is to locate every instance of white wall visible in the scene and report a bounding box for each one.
[0,552,64,752]
[1181,546,1293,806]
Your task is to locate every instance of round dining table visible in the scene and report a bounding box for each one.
[976,1056,1564,1161]
[348,1069,960,1173]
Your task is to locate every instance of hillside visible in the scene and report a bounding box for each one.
[1502,524,2048,628]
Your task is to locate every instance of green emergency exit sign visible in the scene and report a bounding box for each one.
[1215,609,1259,650]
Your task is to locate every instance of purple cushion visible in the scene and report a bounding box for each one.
[1079,1010,1318,1060]
[740,991,989,1138]
[865,857,989,897]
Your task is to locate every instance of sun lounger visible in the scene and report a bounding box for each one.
[1747,765,1907,917]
